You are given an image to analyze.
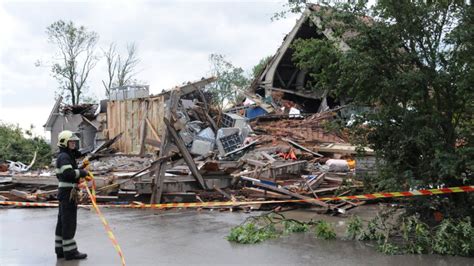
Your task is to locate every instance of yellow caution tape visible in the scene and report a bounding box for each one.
[1,186,473,210]
[81,179,126,266]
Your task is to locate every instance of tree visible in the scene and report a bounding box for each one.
[0,122,51,169]
[102,43,118,97]
[207,54,249,110]
[252,56,272,79]
[288,1,473,218]
[46,20,99,105]
[102,43,140,97]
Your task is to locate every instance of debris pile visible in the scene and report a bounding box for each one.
[1,79,376,214]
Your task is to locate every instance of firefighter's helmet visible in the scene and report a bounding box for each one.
[57,130,80,149]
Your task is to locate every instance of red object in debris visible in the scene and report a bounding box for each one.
[434,211,443,222]
[278,149,297,160]
[288,149,297,160]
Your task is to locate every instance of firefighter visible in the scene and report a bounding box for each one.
[54,130,91,260]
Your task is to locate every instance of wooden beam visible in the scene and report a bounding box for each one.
[213,185,232,200]
[178,77,217,95]
[139,101,149,155]
[242,187,291,199]
[151,90,180,204]
[241,176,329,209]
[204,111,218,133]
[269,87,325,100]
[10,189,36,202]
[145,117,161,142]
[308,173,325,189]
[282,138,323,157]
[145,138,161,148]
[275,70,287,88]
[164,117,208,190]
[286,69,299,89]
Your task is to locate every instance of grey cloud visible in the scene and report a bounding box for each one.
[1,0,297,110]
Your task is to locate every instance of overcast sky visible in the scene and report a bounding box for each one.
[0,0,299,139]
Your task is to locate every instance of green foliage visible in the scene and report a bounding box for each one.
[346,211,474,256]
[283,220,310,234]
[0,122,51,169]
[359,218,385,241]
[314,220,336,240]
[292,38,341,93]
[207,54,249,110]
[346,215,364,240]
[288,1,474,219]
[433,218,474,256]
[227,212,335,245]
[227,222,278,244]
[376,242,401,255]
[400,215,432,254]
[251,56,272,79]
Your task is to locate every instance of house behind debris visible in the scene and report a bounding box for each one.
[43,96,106,152]
[251,4,350,113]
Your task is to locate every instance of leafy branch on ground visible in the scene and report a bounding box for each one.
[227,212,335,244]
[347,212,474,257]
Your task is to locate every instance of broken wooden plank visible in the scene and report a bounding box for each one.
[95,195,119,202]
[98,156,170,193]
[260,151,276,163]
[177,77,217,95]
[282,137,323,157]
[139,101,149,155]
[242,187,291,199]
[204,111,218,133]
[307,173,326,189]
[151,90,180,204]
[312,186,339,194]
[145,138,161,148]
[213,185,233,200]
[301,176,319,199]
[164,117,207,190]
[10,189,36,201]
[145,117,161,143]
[223,140,258,157]
[245,159,270,168]
[313,143,374,155]
[241,176,329,208]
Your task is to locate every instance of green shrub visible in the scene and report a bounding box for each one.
[283,220,310,234]
[0,122,51,169]
[359,218,385,241]
[433,218,474,256]
[314,221,336,240]
[346,215,364,240]
[400,216,431,254]
[227,222,278,244]
[377,242,401,255]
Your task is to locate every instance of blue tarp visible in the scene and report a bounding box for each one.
[245,106,267,119]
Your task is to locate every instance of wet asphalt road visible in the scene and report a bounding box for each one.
[1,207,472,266]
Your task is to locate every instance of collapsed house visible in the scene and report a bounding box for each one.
[1,6,377,213]
[43,96,107,153]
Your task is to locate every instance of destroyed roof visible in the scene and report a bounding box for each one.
[43,96,99,130]
[250,5,351,99]
[43,96,63,130]
[147,77,217,99]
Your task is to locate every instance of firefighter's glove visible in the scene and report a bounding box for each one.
[82,158,90,169]
[85,172,94,182]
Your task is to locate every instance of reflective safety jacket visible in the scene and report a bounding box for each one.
[56,147,88,188]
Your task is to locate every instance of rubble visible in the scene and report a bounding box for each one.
[2,79,375,216]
